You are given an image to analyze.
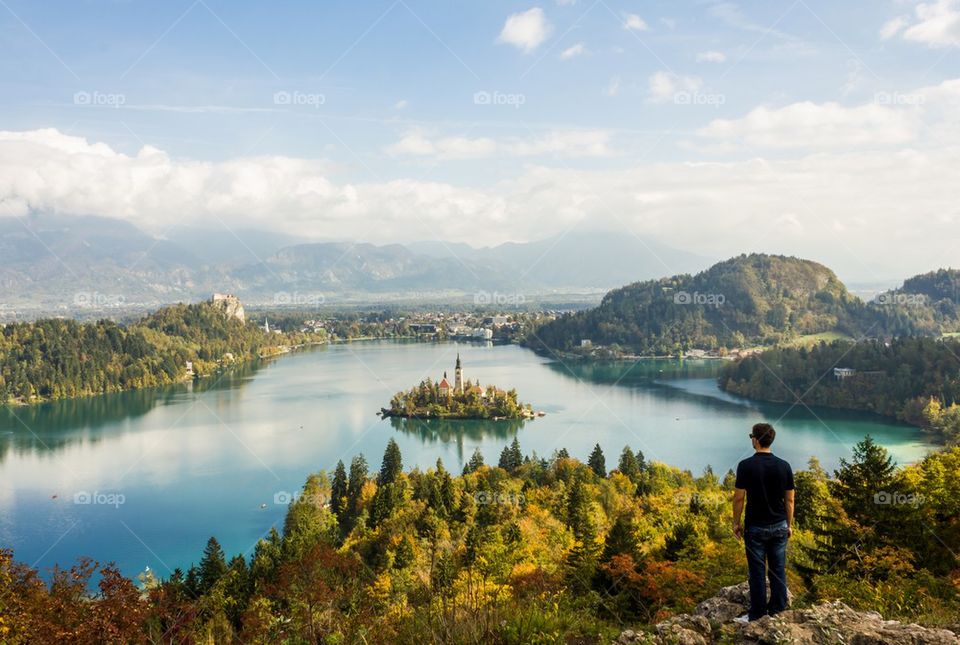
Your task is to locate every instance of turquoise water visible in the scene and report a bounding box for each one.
[0,340,933,578]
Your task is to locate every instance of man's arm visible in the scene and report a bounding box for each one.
[784,489,795,538]
[732,488,746,540]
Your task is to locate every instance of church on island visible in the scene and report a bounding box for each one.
[438,354,485,399]
[383,352,538,420]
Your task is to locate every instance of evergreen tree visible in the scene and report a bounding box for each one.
[588,443,606,478]
[617,446,640,481]
[634,449,646,472]
[330,460,347,516]
[343,454,369,532]
[224,555,250,629]
[199,536,228,593]
[379,438,403,485]
[566,475,597,546]
[831,435,896,524]
[602,513,639,562]
[663,520,701,561]
[436,459,455,516]
[463,448,485,474]
[498,437,523,473]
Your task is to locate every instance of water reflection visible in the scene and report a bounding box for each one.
[0,361,261,462]
[546,357,724,385]
[389,415,524,464]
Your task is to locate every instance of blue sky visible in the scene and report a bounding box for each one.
[1,0,959,281]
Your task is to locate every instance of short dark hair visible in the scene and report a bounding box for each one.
[751,423,776,448]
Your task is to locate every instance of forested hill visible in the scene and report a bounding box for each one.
[0,300,309,404]
[720,337,960,442]
[528,254,865,355]
[868,268,960,336]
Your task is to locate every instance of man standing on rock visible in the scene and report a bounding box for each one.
[731,422,795,622]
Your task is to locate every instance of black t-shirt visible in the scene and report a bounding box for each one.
[735,452,795,527]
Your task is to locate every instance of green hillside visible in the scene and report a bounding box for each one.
[0,300,314,404]
[528,254,865,356]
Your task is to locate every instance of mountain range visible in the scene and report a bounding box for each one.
[0,214,713,312]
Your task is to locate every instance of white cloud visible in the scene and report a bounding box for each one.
[3,120,960,280]
[884,0,960,47]
[0,128,502,242]
[648,71,702,103]
[698,101,919,148]
[393,99,408,110]
[385,129,613,160]
[696,50,727,63]
[560,42,586,59]
[624,13,649,31]
[498,7,552,53]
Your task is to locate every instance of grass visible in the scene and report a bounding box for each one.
[782,331,853,348]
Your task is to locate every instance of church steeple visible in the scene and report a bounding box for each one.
[454,353,463,394]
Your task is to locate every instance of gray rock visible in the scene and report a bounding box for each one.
[693,581,794,624]
[615,584,960,645]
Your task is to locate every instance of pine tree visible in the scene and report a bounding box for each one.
[343,454,369,532]
[617,445,640,480]
[331,460,347,516]
[498,445,513,471]
[588,443,606,478]
[566,475,597,545]
[498,438,523,473]
[199,536,228,593]
[602,513,639,562]
[566,474,599,591]
[800,438,899,578]
[634,449,646,471]
[379,439,403,485]
[831,435,897,524]
[463,448,485,474]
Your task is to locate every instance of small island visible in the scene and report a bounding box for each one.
[382,354,537,420]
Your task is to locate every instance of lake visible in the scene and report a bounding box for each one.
[0,340,934,579]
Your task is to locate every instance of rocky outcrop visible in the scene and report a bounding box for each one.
[615,582,960,645]
[209,293,245,323]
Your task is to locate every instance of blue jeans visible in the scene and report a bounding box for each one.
[744,520,789,620]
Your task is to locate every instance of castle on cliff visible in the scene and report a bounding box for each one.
[209,293,245,323]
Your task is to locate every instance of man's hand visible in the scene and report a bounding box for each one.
[732,488,746,541]
[787,525,793,539]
